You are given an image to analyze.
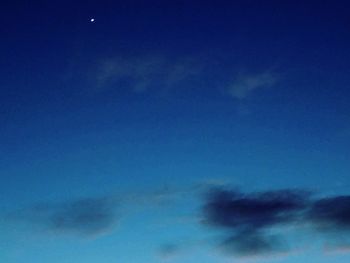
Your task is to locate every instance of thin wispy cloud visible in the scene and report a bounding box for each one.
[158,243,182,260]
[219,230,288,258]
[93,54,279,103]
[228,72,278,99]
[94,55,201,93]
[77,53,284,111]
[8,197,119,238]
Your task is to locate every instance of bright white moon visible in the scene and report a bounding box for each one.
[90,18,95,22]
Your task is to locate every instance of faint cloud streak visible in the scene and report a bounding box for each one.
[7,197,119,238]
[228,72,278,99]
[94,55,201,93]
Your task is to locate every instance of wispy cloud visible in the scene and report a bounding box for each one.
[8,197,118,238]
[94,55,201,93]
[219,231,288,258]
[228,72,278,99]
[158,243,182,260]
[87,53,282,107]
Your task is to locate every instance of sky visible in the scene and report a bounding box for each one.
[1,1,350,262]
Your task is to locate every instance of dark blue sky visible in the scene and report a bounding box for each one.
[1,1,350,263]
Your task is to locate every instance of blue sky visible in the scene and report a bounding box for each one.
[1,1,350,262]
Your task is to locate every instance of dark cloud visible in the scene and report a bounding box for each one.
[11,197,118,237]
[308,196,350,232]
[203,188,309,230]
[202,187,350,257]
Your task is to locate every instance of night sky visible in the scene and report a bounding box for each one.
[1,1,350,262]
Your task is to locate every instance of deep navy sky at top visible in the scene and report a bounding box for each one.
[1,0,350,196]
[1,4,348,102]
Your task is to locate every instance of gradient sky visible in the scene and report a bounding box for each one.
[1,1,350,263]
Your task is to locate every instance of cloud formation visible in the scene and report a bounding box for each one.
[84,53,283,110]
[204,189,308,230]
[228,72,278,99]
[47,197,117,236]
[158,243,182,259]
[307,195,350,232]
[4,186,190,239]
[95,55,200,93]
[202,188,350,258]
[11,197,118,237]
[219,230,287,257]
[7,184,350,260]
